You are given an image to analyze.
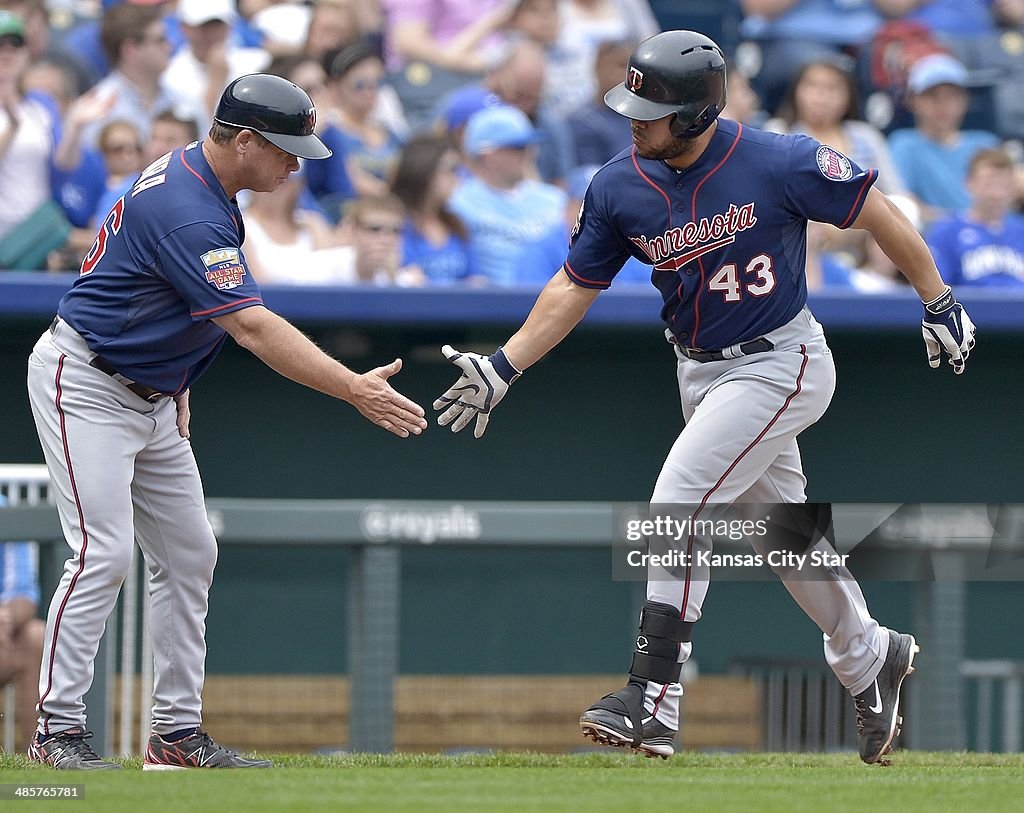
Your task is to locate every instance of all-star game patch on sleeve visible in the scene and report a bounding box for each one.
[563,166,634,289]
[783,135,878,230]
[156,221,263,321]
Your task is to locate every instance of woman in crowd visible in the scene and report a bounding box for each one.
[389,134,471,285]
[765,55,910,288]
[306,41,405,221]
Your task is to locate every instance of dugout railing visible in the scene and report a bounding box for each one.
[3,489,1024,756]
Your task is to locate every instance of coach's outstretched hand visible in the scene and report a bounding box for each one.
[921,286,976,375]
[351,359,428,437]
[434,344,522,438]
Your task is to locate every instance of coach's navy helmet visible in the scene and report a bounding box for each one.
[214,73,332,160]
[605,30,727,138]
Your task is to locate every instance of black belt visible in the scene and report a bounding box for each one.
[675,337,775,363]
[49,317,167,403]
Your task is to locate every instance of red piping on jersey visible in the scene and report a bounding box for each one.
[690,123,743,348]
[563,261,609,288]
[838,168,877,229]
[180,150,210,189]
[191,297,262,317]
[38,355,91,735]
[651,342,808,718]
[630,148,673,223]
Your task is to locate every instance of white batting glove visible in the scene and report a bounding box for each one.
[433,344,522,438]
[921,286,976,375]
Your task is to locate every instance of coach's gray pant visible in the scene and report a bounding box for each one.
[27,321,216,737]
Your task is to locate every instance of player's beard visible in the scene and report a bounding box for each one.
[634,135,698,162]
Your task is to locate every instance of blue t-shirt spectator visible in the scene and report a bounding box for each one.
[927,211,1024,286]
[888,129,999,211]
[401,225,471,284]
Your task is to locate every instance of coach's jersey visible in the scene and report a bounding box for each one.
[58,141,263,394]
[565,118,878,349]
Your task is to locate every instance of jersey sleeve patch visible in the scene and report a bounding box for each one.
[201,247,247,290]
[815,146,854,181]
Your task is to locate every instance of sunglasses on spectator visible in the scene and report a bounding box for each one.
[349,78,381,92]
[358,221,402,235]
[137,33,169,45]
[104,142,143,154]
[0,33,25,49]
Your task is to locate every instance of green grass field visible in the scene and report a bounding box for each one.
[2,751,1023,812]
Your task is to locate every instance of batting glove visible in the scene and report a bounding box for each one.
[433,344,522,438]
[921,286,976,375]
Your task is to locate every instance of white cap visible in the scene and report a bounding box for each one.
[178,0,237,27]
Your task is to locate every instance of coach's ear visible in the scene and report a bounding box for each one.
[234,129,259,156]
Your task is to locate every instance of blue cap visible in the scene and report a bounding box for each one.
[908,54,968,94]
[443,86,501,132]
[464,105,538,156]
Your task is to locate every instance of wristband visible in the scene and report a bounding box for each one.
[923,285,954,315]
[489,347,522,384]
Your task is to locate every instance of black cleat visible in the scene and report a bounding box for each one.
[854,630,920,764]
[143,729,273,770]
[579,682,676,759]
[28,728,123,770]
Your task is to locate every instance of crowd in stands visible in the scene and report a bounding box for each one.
[2,0,1024,290]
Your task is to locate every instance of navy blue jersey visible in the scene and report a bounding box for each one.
[565,119,877,349]
[58,141,263,394]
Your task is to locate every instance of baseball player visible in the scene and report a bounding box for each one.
[434,32,976,765]
[26,74,426,770]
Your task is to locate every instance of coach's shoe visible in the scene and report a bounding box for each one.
[854,630,920,764]
[28,728,123,770]
[579,682,676,759]
[143,729,273,770]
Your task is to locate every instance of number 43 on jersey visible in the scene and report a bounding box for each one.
[708,254,775,302]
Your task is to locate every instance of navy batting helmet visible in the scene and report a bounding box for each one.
[604,31,727,139]
[214,73,332,160]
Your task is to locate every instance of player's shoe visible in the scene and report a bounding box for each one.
[579,681,676,759]
[853,629,920,764]
[27,728,123,770]
[143,729,273,770]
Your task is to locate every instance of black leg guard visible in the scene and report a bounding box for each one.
[629,601,695,686]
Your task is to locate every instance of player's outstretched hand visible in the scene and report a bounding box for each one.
[350,359,427,437]
[433,344,522,438]
[921,286,976,375]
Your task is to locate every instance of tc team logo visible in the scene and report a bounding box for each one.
[815,146,854,181]
[627,66,644,92]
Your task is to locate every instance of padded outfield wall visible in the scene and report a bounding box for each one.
[1,280,1020,678]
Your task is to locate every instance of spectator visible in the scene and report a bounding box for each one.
[721,58,769,129]
[2,0,92,92]
[486,39,575,185]
[889,53,1000,217]
[335,193,426,285]
[89,109,200,231]
[766,55,906,195]
[0,530,46,754]
[382,0,512,130]
[79,2,174,148]
[303,0,362,62]
[307,41,405,221]
[567,38,634,168]
[927,147,1024,286]
[437,84,501,154]
[738,0,884,116]
[390,134,472,285]
[162,0,270,137]
[508,0,593,116]
[449,104,568,287]
[241,166,348,285]
[0,10,69,264]
[559,0,660,53]
[766,56,911,286]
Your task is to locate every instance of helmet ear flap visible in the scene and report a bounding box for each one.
[671,104,720,139]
